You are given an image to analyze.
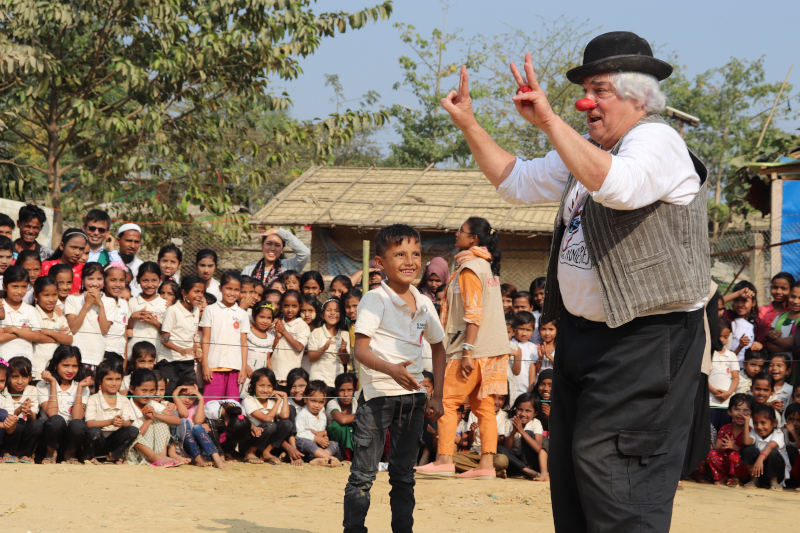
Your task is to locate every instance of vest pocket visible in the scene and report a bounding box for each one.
[623,249,670,274]
[611,430,670,505]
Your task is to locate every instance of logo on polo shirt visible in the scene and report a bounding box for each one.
[233,319,241,330]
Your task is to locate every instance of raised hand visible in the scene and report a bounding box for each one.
[440,65,477,130]
[510,52,556,129]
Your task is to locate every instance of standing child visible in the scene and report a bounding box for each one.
[0,266,45,364]
[700,393,755,486]
[158,275,204,397]
[84,359,138,464]
[343,290,362,375]
[513,291,541,344]
[736,348,766,394]
[49,264,73,313]
[40,229,88,295]
[501,283,517,318]
[328,275,354,300]
[766,353,793,415]
[195,249,221,301]
[529,277,546,315]
[126,262,167,361]
[300,271,324,299]
[238,276,258,312]
[158,279,180,307]
[279,270,301,292]
[326,372,357,461]
[509,312,538,397]
[344,224,446,532]
[299,294,323,335]
[723,281,767,361]
[708,319,740,430]
[65,262,117,372]
[103,262,130,358]
[742,405,790,489]
[15,250,41,304]
[242,367,292,464]
[32,277,73,379]
[157,244,182,283]
[241,301,276,396]
[537,318,557,370]
[751,373,774,409]
[199,271,249,401]
[272,290,311,386]
[498,392,547,480]
[295,380,341,465]
[37,346,91,464]
[125,368,181,466]
[1,357,43,463]
[307,298,349,388]
[759,272,795,328]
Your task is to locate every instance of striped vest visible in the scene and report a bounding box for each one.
[541,114,710,328]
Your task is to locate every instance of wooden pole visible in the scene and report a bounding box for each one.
[756,65,793,149]
[362,240,370,293]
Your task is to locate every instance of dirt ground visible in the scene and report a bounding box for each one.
[0,463,796,532]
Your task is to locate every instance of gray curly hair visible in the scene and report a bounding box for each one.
[608,72,666,114]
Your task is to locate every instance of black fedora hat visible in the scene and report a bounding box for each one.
[566,31,672,84]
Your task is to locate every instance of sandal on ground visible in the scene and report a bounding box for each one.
[64,458,82,465]
[87,458,102,465]
[41,457,57,465]
[244,455,264,464]
[725,478,739,487]
[769,484,783,491]
[264,456,282,465]
[148,460,182,468]
[743,480,757,488]
[3,453,19,463]
[18,456,34,464]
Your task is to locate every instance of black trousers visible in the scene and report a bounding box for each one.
[246,419,294,454]
[41,416,87,455]
[85,426,139,460]
[497,430,541,475]
[3,417,44,457]
[156,360,198,398]
[741,444,786,483]
[550,308,704,533]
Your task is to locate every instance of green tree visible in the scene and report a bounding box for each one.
[0,0,392,238]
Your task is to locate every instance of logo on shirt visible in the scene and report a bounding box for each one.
[233,319,241,330]
[559,188,591,271]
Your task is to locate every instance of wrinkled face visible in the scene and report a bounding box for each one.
[581,74,646,150]
[18,217,42,244]
[83,220,109,247]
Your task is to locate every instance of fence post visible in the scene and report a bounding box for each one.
[362,240,370,293]
[751,233,766,306]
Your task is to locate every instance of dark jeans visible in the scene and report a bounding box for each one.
[550,308,704,533]
[181,420,219,458]
[343,392,426,533]
[3,417,44,457]
[497,430,540,475]
[156,360,198,398]
[41,416,87,456]
[247,419,294,455]
[0,409,7,446]
[741,444,786,484]
[85,426,139,460]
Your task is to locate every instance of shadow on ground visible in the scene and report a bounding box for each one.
[197,518,318,533]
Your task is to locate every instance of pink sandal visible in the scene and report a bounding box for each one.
[456,468,496,480]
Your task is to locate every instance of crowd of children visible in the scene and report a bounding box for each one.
[0,204,798,493]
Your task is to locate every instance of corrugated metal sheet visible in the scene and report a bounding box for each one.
[250,166,558,234]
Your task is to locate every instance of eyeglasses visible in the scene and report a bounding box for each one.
[84,225,108,234]
[456,228,474,235]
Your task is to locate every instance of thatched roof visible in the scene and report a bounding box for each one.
[250,165,558,234]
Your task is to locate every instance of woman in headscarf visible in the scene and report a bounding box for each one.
[418,257,449,300]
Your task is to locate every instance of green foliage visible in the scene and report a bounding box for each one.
[0,0,393,238]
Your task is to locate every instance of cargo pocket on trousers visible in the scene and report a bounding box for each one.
[610,430,670,505]
[354,434,372,449]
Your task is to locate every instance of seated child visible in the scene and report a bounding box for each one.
[203,398,250,461]
[286,367,309,414]
[125,368,181,466]
[1,357,42,463]
[736,348,765,394]
[0,363,20,459]
[742,404,790,489]
[783,403,800,489]
[172,379,226,468]
[750,372,774,410]
[697,393,754,486]
[242,368,292,464]
[294,380,341,465]
[326,372,357,461]
[84,359,138,464]
[497,392,547,481]
[454,394,510,476]
[533,369,553,432]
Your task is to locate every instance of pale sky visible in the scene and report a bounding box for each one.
[280,0,799,153]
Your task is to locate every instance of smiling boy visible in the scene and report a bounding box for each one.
[343,224,446,533]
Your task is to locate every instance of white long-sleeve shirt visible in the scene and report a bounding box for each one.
[497,123,702,322]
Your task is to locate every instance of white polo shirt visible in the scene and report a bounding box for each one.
[307,327,345,388]
[85,392,135,435]
[272,318,311,382]
[354,281,445,401]
[64,294,119,365]
[104,297,129,356]
[32,305,71,379]
[0,301,40,362]
[36,381,89,422]
[129,398,168,429]
[198,301,250,370]
[158,302,200,363]
[242,396,282,425]
[127,295,168,359]
[2,384,40,418]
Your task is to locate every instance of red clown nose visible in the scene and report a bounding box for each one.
[516,85,533,107]
[575,98,597,111]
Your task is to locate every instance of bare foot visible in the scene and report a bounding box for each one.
[290,457,304,466]
[193,455,210,467]
[309,458,327,466]
[168,446,192,464]
[328,457,341,467]
[534,472,550,482]
[213,456,227,469]
[496,468,507,479]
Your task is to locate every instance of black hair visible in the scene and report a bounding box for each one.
[719,318,732,331]
[300,293,323,328]
[727,393,754,413]
[96,358,124,385]
[334,372,357,392]
[16,249,41,266]
[501,283,517,299]
[204,292,217,305]
[286,368,309,391]
[219,270,242,287]
[131,341,157,362]
[752,404,777,423]
[304,380,329,398]
[103,351,124,366]
[267,279,286,291]
[0,235,12,252]
[136,261,162,283]
[435,284,447,296]
[7,355,32,379]
[247,367,278,396]
[174,374,199,390]
[157,243,182,264]
[264,288,282,300]
[529,277,546,293]
[375,224,420,257]
[279,269,300,283]
[731,280,758,324]
[513,291,534,308]
[421,370,434,385]
[368,283,381,291]
[510,392,541,416]
[252,299,276,320]
[240,275,257,288]
[195,248,218,266]
[744,347,767,361]
[465,217,501,276]
[104,262,129,279]
[152,369,166,385]
[219,402,251,442]
[18,203,46,225]
[0,213,14,230]
[128,368,157,394]
[49,263,73,281]
[158,279,180,299]
[300,270,324,293]
[768,352,791,366]
[771,271,796,288]
[33,275,57,297]
[83,208,111,226]
[3,264,29,286]
[45,344,85,385]
[281,289,302,308]
[751,372,774,389]
[343,289,362,304]
[539,317,558,330]
[511,311,535,328]
[180,274,205,297]
[48,228,88,261]
[320,297,347,331]
[785,403,800,420]
[330,274,353,292]
[81,262,104,283]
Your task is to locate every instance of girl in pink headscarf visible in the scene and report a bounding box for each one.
[418,257,450,300]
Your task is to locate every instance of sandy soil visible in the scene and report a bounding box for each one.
[0,463,796,532]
